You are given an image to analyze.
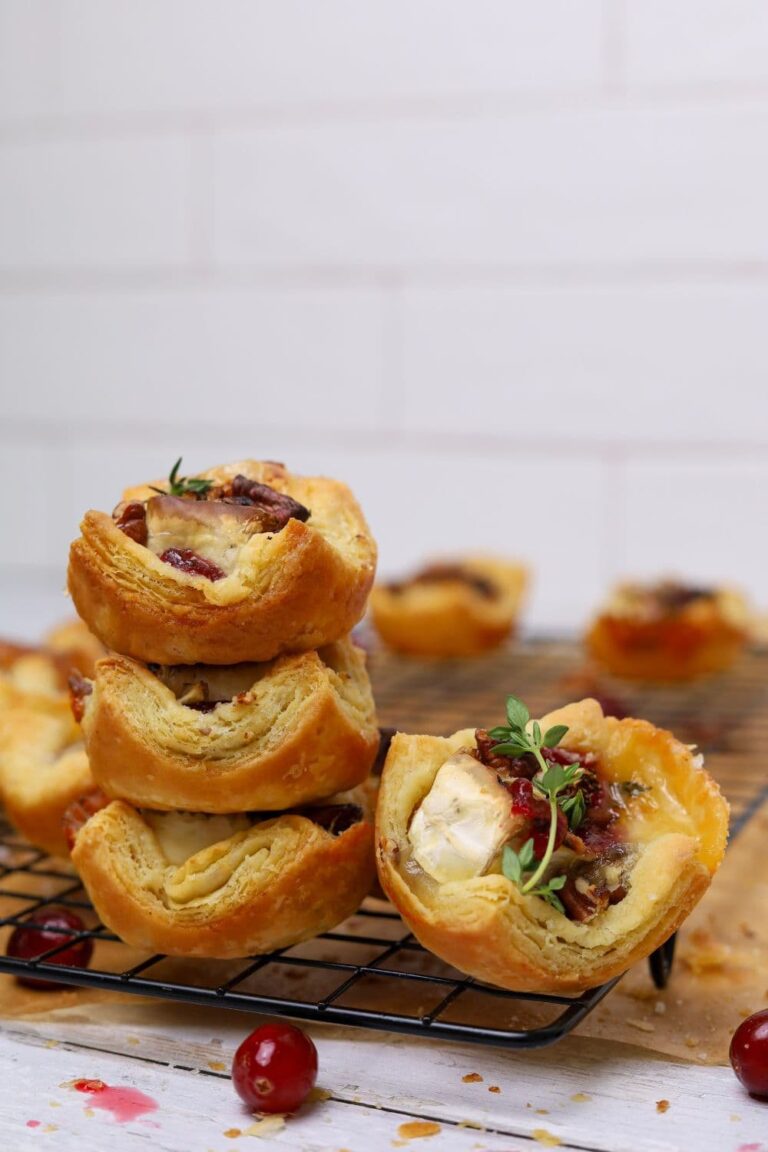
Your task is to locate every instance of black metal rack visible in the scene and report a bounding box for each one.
[0,822,672,1050]
[1,639,765,1050]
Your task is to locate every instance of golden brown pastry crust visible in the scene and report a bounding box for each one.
[370,556,527,658]
[586,583,749,681]
[376,700,728,993]
[0,697,92,857]
[68,460,377,665]
[80,639,379,812]
[71,796,375,958]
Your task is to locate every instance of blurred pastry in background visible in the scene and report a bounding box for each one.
[0,621,101,855]
[370,555,527,658]
[0,692,91,857]
[585,579,750,681]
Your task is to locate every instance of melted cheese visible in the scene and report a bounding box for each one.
[408,752,519,883]
[144,811,251,865]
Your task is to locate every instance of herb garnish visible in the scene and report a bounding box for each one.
[151,457,214,500]
[491,695,584,914]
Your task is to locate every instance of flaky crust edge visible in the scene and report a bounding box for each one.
[71,801,376,958]
[81,641,379,811]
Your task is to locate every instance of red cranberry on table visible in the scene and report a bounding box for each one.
[730,1011,768,1100]
[232,1023,318,1114]
[6,907,93,990]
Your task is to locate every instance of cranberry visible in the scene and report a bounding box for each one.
[160,548,225,581]
[508,778,567,859]
[730,1011,768,1099]
[232,1023,318,1114]
[6,908,93,990]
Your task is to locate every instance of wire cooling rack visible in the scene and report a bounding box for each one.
[0,638,765,1050]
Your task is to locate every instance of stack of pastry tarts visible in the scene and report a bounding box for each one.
[65,459,380,959]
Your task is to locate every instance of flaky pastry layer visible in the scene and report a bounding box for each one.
[376,699,728,993]
[71,796,376,958]
[81,639,378,811]
[68,460,377,665]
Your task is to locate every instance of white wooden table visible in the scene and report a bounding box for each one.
[0,995,765,1152]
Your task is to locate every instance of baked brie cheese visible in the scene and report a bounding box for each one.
[376,698,728,993]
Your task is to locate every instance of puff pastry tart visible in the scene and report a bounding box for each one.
[67,792,375,957]
[376,697,728,993]
[370,556,527,658]
[586,579,749,681]
[74,639,378,812]
[68,459,377,665]
[0,620,103,713]
[0,695,91,857]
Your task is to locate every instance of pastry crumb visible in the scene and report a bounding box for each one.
[462,1073,483,1083]
[535,1108,549,1115]
[207,1060,227,1072]
[224,1129,242,1139]
[656,1100,670,1114]
[396,1121,441,1140]
[244,1115,286,1137]
[654,1001,666,1015]
[626,1017,655,1033]
[488,1085,500,1094]
[457,1120,484,1130]
[532,1130,562,1148]
[308,1087,332,1103]
[570,1093,591,1103]
[684,1036,699,1048]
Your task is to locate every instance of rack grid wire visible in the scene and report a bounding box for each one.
[0,638,765,1050]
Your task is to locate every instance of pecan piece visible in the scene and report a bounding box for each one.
[113,500,148,546]
[62,789,110,851]
[68,670,93,723]
[561,873,611,923]
[229,475,310,532]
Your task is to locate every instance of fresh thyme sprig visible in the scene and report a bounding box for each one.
[151,457,214,500]
[492,695,585,914]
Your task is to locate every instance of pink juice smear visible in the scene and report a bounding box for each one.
[72,1079,158,1123]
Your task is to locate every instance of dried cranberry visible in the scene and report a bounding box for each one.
[159,549,225,581]
[509,779,567,859]
[114,501,148,546]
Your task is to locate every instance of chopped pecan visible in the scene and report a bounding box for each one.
[113,501,148,546]
[68,670,93,723]
[228,475,310,531]
[561,872,611,922]
[62,789,110,850]
[474,728,537,777]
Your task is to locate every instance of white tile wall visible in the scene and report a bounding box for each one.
[213,107,768,268]
[1,1,767,640]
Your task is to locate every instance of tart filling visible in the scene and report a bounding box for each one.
[404,700,645,924]
[112,460,311,582]
[387,562,498,600]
